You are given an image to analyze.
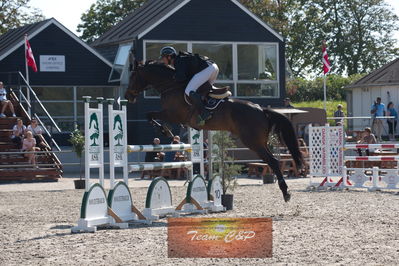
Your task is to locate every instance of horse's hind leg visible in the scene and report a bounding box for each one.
[255,146,290,202]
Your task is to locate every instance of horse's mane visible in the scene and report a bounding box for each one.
[142,60,175,78]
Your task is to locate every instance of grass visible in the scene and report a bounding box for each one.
[293,100,347,125]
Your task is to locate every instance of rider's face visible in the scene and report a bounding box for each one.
[161,56,172,65]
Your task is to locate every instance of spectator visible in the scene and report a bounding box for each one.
[173,135,182,143]
[386,102,397,141]
[370,97,385,141]
[284,97,294,108]
[357,127,377,156]
[11,118,26,149]
[0,81,16,118]
[144,138,163,162]
[164,140,179,162]
[22,131,40,167]
[334,104,345,125]
[26,118,48,150]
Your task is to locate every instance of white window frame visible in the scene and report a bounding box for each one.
[109,42,133,83]
[143,40,280,99]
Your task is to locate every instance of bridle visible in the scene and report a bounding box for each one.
[128,49,180,97]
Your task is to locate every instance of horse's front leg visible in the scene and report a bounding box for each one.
[146,111,174,138]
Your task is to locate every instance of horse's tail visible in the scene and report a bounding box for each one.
[263,108,304,170]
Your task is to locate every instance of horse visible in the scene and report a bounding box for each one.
[125,61,303,202]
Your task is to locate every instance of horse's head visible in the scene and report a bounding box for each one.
[125,52,148,103]
[125,51,176,103]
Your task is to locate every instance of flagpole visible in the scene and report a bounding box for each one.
[323,74,327,111]
[24,34,29,86]
[24,34,31,116]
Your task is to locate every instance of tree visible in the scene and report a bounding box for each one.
[77,0,147,43]
[0,0,45,35]
[212,131,241,194]
[240,0,399,76]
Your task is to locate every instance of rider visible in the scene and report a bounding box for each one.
[159,46,219,125]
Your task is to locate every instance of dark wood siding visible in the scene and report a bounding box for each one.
[143,0,282,42]
[0,24,112,86]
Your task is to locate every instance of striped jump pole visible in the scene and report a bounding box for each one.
[128,144,192,153]
[345,156,399,161]
[129,161,193,172]
[345,144,399,149]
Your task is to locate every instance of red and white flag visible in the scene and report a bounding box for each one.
[25,35,37,72]
[322,40,331,75]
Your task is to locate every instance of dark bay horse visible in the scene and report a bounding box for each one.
[125,61,303,202]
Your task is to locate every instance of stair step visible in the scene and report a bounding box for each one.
[0,142,18,151]
[0,175,60,182]
[0,168,61,176]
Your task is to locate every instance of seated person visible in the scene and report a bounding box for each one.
[22,131,40,167]
[11,118,26,149]
[144,138,163,162]
[0,81,16,118]
[357,127,377,156]
[164,140,179,162]
[26,118,48,150]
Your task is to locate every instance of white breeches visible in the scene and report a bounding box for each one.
[185,63,219,95]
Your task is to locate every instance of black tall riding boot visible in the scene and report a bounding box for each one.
[189,91,212,126]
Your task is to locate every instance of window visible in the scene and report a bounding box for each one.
[109,44,132,82]
[237,44,279,97]
[145,42,188,61]
[237,83,279,97]
[192,43,233,80]
[142,41,280,98]
[238,44,277,81]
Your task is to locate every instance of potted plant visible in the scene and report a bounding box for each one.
[212,131,241,210]
[69,127,85,189]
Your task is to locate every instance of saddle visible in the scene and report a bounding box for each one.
[185,82,231,111]
[197,83,232,99]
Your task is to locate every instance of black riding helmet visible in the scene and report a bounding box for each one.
[159,46,177,58]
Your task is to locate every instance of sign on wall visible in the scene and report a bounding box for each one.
[40,55,65,72]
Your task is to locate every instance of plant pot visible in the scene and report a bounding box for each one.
[74,179,85,189]
[222,194,234,210]
[263,174,275,184]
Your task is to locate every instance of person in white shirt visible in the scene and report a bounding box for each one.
[26,118,48,150]
[0,81,16,118]
[11,118,26,149]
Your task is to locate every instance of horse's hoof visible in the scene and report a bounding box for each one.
[283,193,291,202]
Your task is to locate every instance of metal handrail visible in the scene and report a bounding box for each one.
[19,92,31,109]
[15,71,61,132]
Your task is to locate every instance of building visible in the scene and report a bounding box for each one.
[92,0,288,144]
[346,58,399,132]
[0,18,117,144]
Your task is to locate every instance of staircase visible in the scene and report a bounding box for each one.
[0,91,63,181]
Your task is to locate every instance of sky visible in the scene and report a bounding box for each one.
[30,0,399,41]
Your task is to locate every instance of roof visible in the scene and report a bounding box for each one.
[92,0,187,47]
[0,19,51,57]
[92,0,283,47]
[0,18,112,67]
[346,58,399,89]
